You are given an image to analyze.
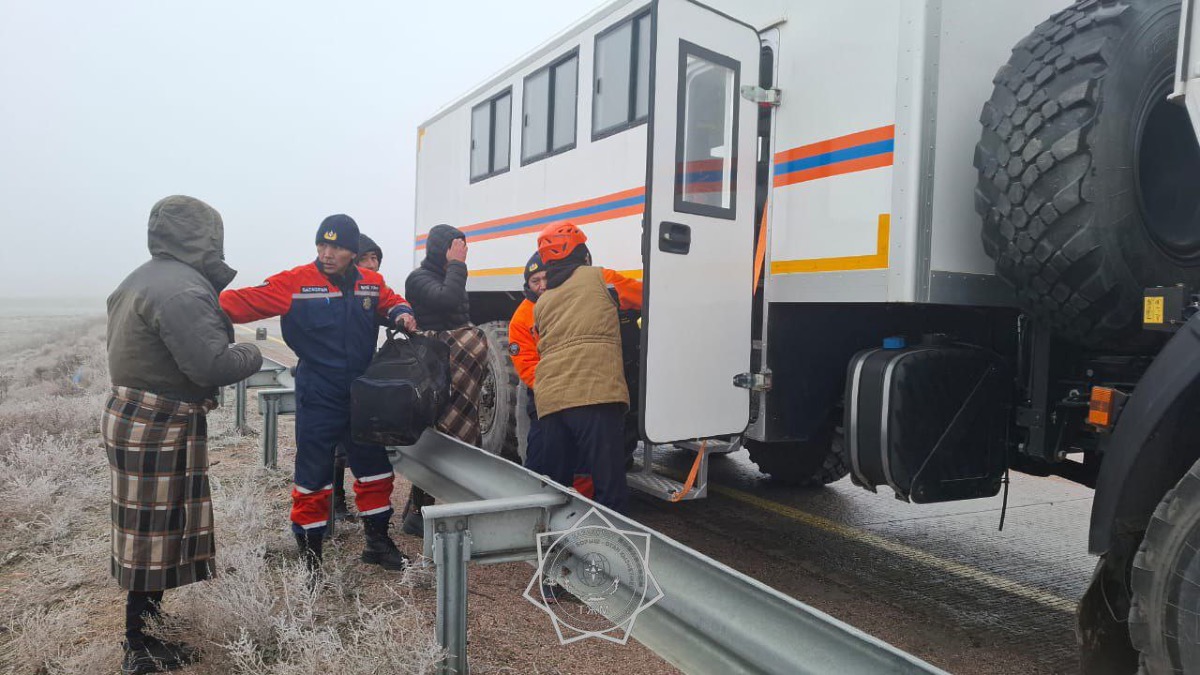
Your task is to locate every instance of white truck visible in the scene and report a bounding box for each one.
[414,0,1200,669]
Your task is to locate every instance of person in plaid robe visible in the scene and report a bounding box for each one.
[105,196,263,674]
[403,224,489,536]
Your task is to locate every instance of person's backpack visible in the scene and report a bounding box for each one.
[351,330,450,446]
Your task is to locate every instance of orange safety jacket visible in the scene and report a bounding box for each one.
[509,268,641,500]
[507,268,642,389]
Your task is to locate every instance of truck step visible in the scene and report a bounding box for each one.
[626,443,711,501]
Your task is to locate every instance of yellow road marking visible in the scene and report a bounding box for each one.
[657,465,1076,613]
[234,324,289,348]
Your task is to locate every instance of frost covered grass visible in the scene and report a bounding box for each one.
[0,318,441,674]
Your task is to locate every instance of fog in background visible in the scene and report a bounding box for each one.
[0,0,600,306]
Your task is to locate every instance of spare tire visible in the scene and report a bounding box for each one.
[975,0,1200,347]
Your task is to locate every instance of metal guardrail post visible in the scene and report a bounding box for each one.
[261,396,279,468]
[434,517,471,675]
[256,388,295,469]
[235,380,248,432]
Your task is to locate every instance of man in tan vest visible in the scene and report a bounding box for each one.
[532,222,639,512]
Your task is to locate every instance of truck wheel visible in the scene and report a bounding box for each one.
[478,320,520,462]
[747,418,848,487]
[975,0,1200,347]
[1129,457,1200,673]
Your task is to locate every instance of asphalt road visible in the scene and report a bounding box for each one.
[235,321,1092,673]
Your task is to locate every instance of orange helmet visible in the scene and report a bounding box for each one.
[537,222,588,263]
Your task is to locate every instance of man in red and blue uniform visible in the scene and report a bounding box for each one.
[220,214,416,572]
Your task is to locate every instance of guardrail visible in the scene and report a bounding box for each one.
[231,357,291,432]
[393,430,947,675]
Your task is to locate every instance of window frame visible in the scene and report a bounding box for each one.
[672,39,741,220]
[521,47,581,167]
[590,7,653,142]
[469,87,513,184]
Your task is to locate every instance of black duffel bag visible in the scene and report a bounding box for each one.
[351,329,451,446]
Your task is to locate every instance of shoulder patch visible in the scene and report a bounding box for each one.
[508,342,520,355]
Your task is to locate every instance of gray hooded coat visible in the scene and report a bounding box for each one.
[107,196,263,402]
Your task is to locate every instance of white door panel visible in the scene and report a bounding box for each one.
[642,0,760,443]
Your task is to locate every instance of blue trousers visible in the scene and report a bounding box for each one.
[292,369,394,534]
[536,403,628,512]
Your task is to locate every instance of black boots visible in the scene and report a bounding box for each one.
[400,487,433,538]
[361,517,410,571]
[122,591,198,674]
[121,637,198,674]
[294,529,324,574]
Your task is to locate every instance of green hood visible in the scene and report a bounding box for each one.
[147,195,237,291]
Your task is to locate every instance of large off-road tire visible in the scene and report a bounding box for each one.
[478,320,520,462]
[747,415,848,487]
[976,0,1200,347]
[1129,457,1200,673]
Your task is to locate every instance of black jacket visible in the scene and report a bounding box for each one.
[406,224,471,331]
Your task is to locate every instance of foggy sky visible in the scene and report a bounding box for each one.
[0,1,599,300]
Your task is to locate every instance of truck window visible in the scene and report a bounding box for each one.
[470,89,512,182]
[675,43,738,217]
[522,51,579,164]
[592,10,652,139]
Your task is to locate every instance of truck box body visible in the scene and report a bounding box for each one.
[414,0,1068,305]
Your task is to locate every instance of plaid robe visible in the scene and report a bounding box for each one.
[422,326,489,446]
[103,387,217,592]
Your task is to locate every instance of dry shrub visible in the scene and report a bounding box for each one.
[0,318,441,674]
[167,469,443,674]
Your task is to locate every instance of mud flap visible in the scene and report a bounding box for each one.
[1077,537,1140,675]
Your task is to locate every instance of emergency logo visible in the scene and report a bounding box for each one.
[525,508,663,645]
[323,230,338,242]
[509,342,520,356]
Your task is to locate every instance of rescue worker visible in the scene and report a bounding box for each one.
[220,214,417,572]
[357,232,383,273]
[509,251,641,497]
[106,196,263,674]
[329,231,386,522]
[402,224,488,536]
[532,222,640,512]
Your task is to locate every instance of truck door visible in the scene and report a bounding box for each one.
[641,0,761,443]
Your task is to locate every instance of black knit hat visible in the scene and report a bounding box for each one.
[523,252,543,283]
[358,233,382,262]
[315,214,359,253]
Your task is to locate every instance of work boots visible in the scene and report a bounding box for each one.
[294,530,324,575]
[361,517,410,571]
[121,639,194,674]
[400,486,434,538]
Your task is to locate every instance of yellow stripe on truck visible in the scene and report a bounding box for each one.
[771,214,890,275]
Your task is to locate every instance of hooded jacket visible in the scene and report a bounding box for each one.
[107,196,263,402]
[405,224,470,331]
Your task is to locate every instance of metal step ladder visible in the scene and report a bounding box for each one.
[626,438,741,501]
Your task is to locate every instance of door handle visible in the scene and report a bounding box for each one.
[659,221,691,254]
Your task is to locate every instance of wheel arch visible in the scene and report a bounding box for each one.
[1089,314,1200,554]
